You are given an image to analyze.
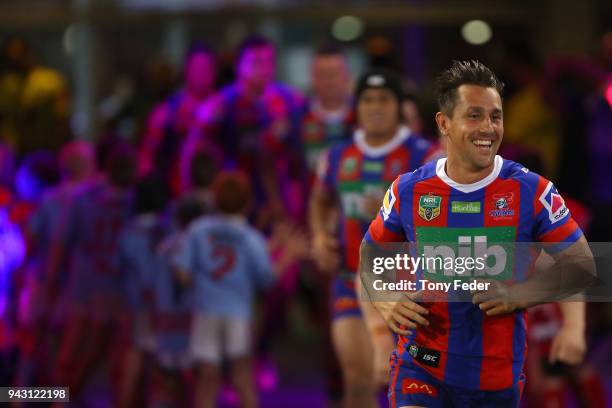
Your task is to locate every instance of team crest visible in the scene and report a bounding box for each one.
[489,192,515,218]
[418,194,442,221]
[341,157,358,177]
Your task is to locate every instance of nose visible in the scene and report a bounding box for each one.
[479,117,494,134]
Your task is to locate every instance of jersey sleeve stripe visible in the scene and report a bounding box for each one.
[537,216,581,243]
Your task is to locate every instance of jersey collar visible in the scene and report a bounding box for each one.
[436,155,503,193]
[354,125,411,157]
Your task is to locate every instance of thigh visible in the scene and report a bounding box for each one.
[190,314,222,365]
[331,315,373,379]
[223,319,251,360]
[389,361,451,408]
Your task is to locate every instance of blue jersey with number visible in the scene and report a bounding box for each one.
[172,215,275,319]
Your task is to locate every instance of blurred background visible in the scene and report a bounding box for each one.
[0,0,611,407]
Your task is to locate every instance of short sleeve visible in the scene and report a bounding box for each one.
[365,176,406,243]
[533,179,583,253]
[314,148,337,192]
[247,230,275,289]
[171,231,195,276]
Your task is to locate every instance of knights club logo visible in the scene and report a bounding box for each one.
[489,192,515,218]
[418,193,442,221]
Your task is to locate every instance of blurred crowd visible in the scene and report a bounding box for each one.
[0,30,611,408]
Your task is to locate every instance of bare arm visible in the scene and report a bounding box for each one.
[474,235,596,315]
[308,183,340,274]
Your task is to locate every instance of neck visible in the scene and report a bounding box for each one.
[317,97,346,112]
[445,154,495,184]
[364,126,399,148]
[238,78,265,98]
[186,86,209,102]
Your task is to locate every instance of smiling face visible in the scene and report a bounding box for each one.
[436,84,503,171]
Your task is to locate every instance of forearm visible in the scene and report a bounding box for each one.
[513,241,595,309]
[559,301,586,331]
[308,189,337,236]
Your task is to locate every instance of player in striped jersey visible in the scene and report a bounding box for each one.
[310,69,435,407]
[361,60,595,407]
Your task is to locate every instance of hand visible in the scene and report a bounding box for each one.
[372,293,429,336]
[549,325,586,365]
[471,280,522,316]
[280,224,310,263]
[311,232,340,274]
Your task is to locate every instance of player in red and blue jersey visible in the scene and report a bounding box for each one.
[138,44,216,196]
[361,61,594,407]
[301,44,355,186]
[310,68,436,407]
[49,143,137,399]
[181,35,305,226]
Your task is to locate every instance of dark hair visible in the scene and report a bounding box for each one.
[185,42,215,63]
[314,42,344,58]
[434,60,504,116]
[175,198,206,229]
[134,176,169,214]
[190,150,219,189]
[212,171,251,215]
[105,142,136,188]
[237,35,274,61]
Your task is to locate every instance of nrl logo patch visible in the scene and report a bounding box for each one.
[418,193,442,221]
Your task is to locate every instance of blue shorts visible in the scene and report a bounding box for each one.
[331,273,362,320]
[388,358,525,408]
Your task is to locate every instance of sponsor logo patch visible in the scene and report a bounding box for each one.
[402,379,438,396]
[451,201,481,213]
[406,343,441,368]
[539,182,569,224]
[381,182,396,221]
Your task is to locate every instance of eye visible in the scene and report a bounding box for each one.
[468,112,480,119]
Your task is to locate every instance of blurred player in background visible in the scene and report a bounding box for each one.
[181,35,305,228]
[14,141,95,387]
[115,177,170,408]
[172,170,308,408]
[301,43,355,189]
[48,143,137,402]
[310,68,434,408]
[138,44,217,195]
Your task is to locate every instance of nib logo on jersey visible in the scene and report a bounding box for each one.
[539,182,569,223]
[416,226,516,282]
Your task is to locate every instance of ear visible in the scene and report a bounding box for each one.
[435,111,450,138]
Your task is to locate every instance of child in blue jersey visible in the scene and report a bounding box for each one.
[115,176,170,408]
[172,170,307,408]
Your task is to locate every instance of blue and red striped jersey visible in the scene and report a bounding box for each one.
[365,155,583,390]
[317,126,435,273]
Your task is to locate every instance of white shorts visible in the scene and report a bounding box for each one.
[190,314,251,364]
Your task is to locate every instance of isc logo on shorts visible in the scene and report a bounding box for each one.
[402,379,438,396]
